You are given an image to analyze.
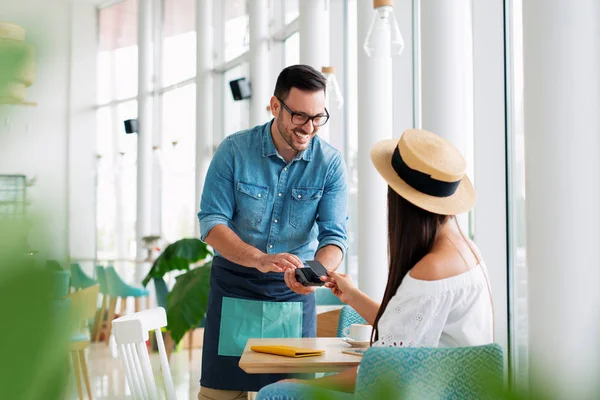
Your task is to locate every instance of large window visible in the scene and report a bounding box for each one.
[223,64,250,137]
[284,0,299,24]
[163,0,196,86]
[96,0,139,279]
[283,32,299,67]
[159,0,198,245]
[160,85,196,243]
[224,0,249,62]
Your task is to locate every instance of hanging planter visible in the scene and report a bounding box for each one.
[0,22,36,105]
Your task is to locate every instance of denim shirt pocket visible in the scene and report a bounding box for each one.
[236,181,269,226]
[289,187,323,229]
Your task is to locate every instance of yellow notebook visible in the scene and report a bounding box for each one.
[251,345,325,358]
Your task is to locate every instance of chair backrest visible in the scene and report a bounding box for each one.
[112,307,176,400]
[336,305,367,337]
[355,344,504,400]
[70,263,97,289]
[52,270,71,298]
[95,265,109,294]
[68,284,100,321]
[105,266,132,297]
[153,277,169,309]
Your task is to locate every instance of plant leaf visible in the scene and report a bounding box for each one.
[142,238,212,286]
[166,262,212,344]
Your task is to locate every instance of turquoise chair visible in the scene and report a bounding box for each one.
[257,344,504,400]
[354,344,504,399]
[94,265,109,295]
[336,305,367,338]
[52,270,71,298]
[69,263,97,290]
[103,266,150,345]
[105,266,149,299]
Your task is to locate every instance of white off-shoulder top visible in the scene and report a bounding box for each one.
[372,263,494,348]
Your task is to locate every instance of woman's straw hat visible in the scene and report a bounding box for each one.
[370,129,475,216]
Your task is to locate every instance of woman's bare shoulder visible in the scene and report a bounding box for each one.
[409,246,473,281]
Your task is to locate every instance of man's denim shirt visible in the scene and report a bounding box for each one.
[198,120,348,261]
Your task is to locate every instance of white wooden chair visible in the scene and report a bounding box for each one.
[111,307,176,400]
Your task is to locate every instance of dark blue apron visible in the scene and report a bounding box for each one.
[200,256,316,392]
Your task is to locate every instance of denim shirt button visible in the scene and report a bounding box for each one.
[284,167,287,171]
[278,193,282,197]
[297,195,302,199]
[269,245,273,249]
[274,219,278,223]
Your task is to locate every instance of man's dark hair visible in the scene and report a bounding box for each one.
[274,64,327,101]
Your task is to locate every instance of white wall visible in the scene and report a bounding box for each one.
[69,2,98,271]
[0,0,71,263]
[0,0,97,267]
[524,0,600,396]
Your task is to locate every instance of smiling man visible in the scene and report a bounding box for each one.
[197,64,349,399]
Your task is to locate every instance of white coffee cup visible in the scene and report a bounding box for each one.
[342,323,372,342]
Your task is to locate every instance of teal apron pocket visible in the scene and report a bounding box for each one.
[218,296,303,357]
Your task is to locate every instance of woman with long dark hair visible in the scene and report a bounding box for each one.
[269,129,494,393]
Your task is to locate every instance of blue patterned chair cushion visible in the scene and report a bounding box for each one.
[355,344,504,400]
[336,305,367,338]
[257,382,354,400]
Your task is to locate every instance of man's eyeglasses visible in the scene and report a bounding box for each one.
[277,97,330,127]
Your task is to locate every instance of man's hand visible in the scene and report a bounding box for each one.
[284,268,316,295]
[257,253,303,273]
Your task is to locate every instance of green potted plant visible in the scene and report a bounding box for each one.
[141,238,213,346]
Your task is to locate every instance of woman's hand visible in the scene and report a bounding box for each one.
[323,270,360,305]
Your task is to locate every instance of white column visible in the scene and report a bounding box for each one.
[357,0,393,301]
[299,0,330,141]
[419,0,473,229]
[249,0,270,127]
[136,0,154,283]
[151,0,163,239]
[195,0,214,238]
[327,0,345,150]
[268,0,284,93]
[212,1,224,144]
[420,0,472,151]
[299,0,330,69]
[524,1,600,397]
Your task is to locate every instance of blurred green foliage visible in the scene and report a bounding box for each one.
[0,218,71,400]
[0,33,72,400]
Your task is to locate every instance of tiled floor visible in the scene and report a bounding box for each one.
[66,341,202,399]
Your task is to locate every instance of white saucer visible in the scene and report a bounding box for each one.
[342,337,370,348]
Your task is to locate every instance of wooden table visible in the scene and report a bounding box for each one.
[239,337,361,374]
